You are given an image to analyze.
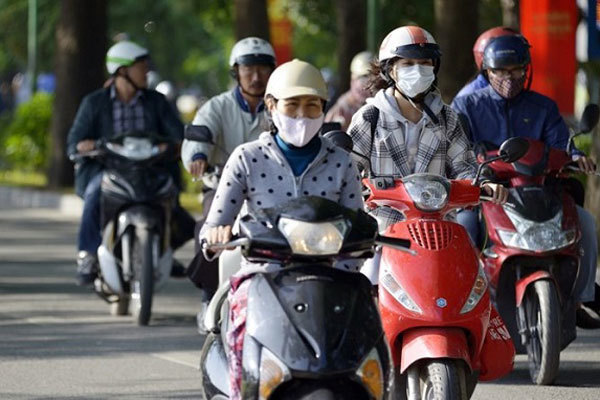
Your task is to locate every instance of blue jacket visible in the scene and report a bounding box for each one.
[454,73,489,100]
[451,85,578,154]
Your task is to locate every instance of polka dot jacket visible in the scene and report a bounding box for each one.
[201,131,365,273]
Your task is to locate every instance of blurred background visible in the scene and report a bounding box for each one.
[1,0,600,220]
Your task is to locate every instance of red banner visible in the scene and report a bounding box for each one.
[520,0,577,115]
[268,0,293,64]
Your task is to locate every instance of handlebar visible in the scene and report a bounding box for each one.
[201,237,249,252]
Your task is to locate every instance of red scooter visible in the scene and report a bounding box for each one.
[477,104,600,385]
[362,138,524,400]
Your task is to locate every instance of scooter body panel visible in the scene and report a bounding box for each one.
[399,327,470,373]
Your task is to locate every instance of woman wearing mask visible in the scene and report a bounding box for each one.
[201,59,363,400]
[347,26,507,282]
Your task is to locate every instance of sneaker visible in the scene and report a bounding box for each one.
[582,283,600,315]
[76,251,98,286]
[575,306,600,329]
[170,259,187,278]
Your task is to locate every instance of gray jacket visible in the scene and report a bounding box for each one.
[201,131,364,273]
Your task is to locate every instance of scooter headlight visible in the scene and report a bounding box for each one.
[403,174,450,212]
[497,208,576,252]
[107,137,158,160]
[380,267,422,314]
[356,348,384,400]
[259,347,291,400]
[460,262,488,314]
[278,217,348,256]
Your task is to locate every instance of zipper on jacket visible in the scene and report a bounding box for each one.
[504,101,513,138]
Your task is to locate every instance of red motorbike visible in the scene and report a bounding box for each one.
[477,104,600,386]
[362,138,524,399]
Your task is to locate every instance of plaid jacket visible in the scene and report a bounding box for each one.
[348,98,477,230]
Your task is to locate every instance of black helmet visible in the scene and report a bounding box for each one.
[482,35,531,70]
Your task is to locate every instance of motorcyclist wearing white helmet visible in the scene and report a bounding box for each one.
[201,59,364,400]
[67,40,194,285]
[347,26,507,283]
[181,37,276,294]
[325,51,374,131]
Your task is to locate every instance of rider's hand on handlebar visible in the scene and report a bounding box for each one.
[481,183,509,205]
[206,225,234,250]
[575,155,596,175]
[76,140,96,153]
[190,159,208,178]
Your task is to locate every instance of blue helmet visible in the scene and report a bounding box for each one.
[482,35,530,70]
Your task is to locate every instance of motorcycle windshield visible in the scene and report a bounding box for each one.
[508,186,562,222]
[245,265,382,375]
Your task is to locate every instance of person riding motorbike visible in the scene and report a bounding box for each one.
[347,25,507,283]
[451,34,600,328]
[325,50,374,131]
[181,37,276,295]
[201,59,364,400]
[66,40,194,286]
[454,26,519,99]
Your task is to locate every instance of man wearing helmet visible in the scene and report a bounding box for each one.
[325,51,374,131]
[201,59,364,399]
[181,37,276,294]
[455,26,519,99]
[67,41,193,285]
[452,34,600,328]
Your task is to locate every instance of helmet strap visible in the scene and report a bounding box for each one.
[395,86,440,125]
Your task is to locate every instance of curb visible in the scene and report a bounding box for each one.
[0,186,83,217]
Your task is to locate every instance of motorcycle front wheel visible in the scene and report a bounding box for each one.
[132,229,154,326]
[523,279,560,385]
[416,360,467,400]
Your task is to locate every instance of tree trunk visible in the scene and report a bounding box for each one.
[500,0,520,30]
[48,0,107,189]
[234,0,270,41]
[335,0,367,97]
[434,0,479,102]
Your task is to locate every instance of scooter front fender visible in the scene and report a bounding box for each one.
[400,327,471,374]
[515,270,554,307]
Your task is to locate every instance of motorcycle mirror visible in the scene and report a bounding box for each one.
[184,124,213,143]
[499,137,529,163]
[323,130,353,152]
[578,103,600,134]
[374,235,417,255]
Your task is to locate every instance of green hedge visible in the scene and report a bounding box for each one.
[0,93,53,171]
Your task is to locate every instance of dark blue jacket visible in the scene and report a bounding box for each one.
[451,85,578,154]
[66,87,184,197]
[454,73,489,100]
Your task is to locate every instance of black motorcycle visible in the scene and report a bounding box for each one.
[72,134,178,325]
[199,196,413,400]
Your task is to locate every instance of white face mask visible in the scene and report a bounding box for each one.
[394,64,435,98]
[271,110,324,147]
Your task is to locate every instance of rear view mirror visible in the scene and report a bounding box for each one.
[578,104,600,134]
[323,130,353,152]
[499,137,529,163]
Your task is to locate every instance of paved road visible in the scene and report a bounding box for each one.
[0,209,203,399]
[0,209,599,399]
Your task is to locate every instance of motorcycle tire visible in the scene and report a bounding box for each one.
[523,279,560,385]
[133,229,154,326]
[419,360,467,400]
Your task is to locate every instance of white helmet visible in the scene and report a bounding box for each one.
[350,51,374,77]
[106,41,149,75]
[229,37,276,67]
[156,80,176,102]
[378,26,441,64]
[265,59,328,101]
